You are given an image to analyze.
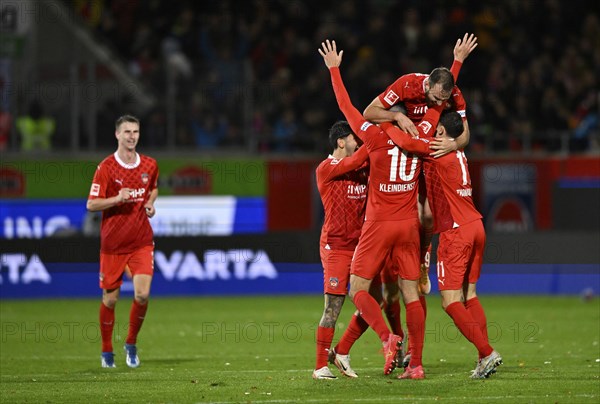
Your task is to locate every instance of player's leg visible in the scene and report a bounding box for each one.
[381,276,406,369]
[350,274,402,375]
[464,283,489,358]
[438,225,499,377]
[100,287,120,368]
[441,287,494,364]
[391,219,425,379]
[314,248,353,379]
[463,222,490,357]
[418,187,433,295]
[99,251,127,368]
[350,221,403,375]
[333,276,381,355]
[397,278,425,379]
[314,293,345,379]
[124,245,154,368]
[381,258,403,339]
[462,222,502,378]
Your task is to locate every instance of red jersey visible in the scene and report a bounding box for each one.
[88,152,159,253]
[329,67,435,222]
[316,146,369,251]
[383,126,482,233]
[377,69,467,123]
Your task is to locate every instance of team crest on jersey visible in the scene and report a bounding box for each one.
[141,173,149,184]
[384,90,399,106]
[360,122,372,132]
[329,277,339,288]
[90,183,100,196]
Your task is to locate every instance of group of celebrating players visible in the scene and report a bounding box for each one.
[314,33,503,380]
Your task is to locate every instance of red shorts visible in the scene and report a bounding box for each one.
[320,246,353,295]
[436,220,486,290]
[99,244,154,290]
[351,219,420,281]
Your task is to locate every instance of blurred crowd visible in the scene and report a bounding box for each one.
[69,0,599,154]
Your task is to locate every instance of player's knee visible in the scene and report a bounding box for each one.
[134,292,149,304]
[102,296,118,308]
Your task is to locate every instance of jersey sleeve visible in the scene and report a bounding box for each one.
[451,86,467,120]
[377,75,410,108]
[88,163,108,200]
[329,67,382,147]
[450,60,462,82]
[319,146,369,183]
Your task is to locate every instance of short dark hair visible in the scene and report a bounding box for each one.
[328,120,352,149]
[439,111,464,138]
[115,115,140,130]
[428,67,455,94]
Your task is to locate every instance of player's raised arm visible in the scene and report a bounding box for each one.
[450,33,478,81]
[318,40,369,139]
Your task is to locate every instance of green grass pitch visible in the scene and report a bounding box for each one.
[1,295,598,403]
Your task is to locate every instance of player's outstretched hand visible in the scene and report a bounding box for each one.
[453,33,478,63]
[318,39,343,68]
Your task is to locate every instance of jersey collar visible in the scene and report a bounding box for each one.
[114,152,141,169]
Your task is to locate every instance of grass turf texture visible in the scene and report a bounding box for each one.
[1,295,598,403]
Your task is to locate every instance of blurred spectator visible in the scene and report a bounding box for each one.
[191,107,227,148]
[66,0,598,154]
[16,100,56,151]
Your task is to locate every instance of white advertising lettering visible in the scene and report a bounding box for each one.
[0,254,51,284]
[154,249,278,281]
[3,216,72,239]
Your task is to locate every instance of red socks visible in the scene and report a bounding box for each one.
[353,290,390,342]
[99,303,115,353]
[465,297,490,358]
[315,326,335,368]
[335,313,369,355]
[126,300,148,345]
[445,301,493,358]
[405,300,425,367]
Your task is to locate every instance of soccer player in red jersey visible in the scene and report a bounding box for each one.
[319,39,446,378]
[382,111,503,379]
[87,115,159,369]
[362,34,478,370]
[312,121,369,379]
[364,33,478,298]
